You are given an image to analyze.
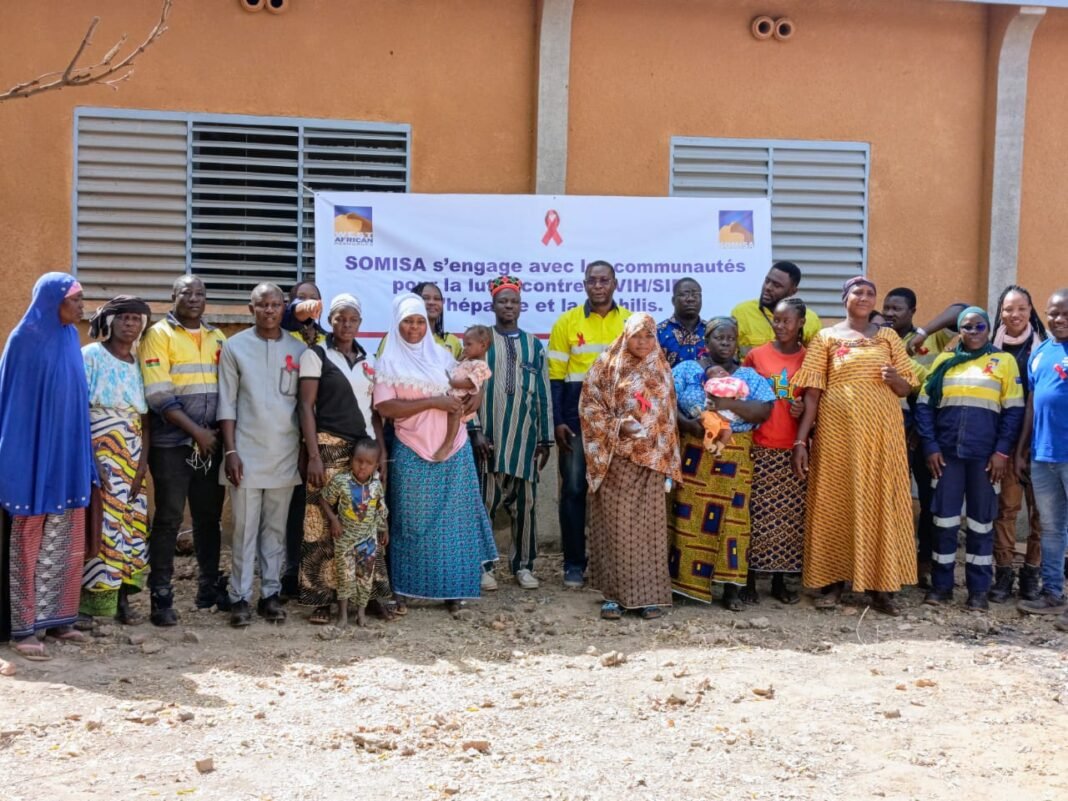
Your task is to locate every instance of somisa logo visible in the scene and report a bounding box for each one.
[718,210,754,248]
[334,206,374,246]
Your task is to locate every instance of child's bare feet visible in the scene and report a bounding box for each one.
[356,606,367,627]
[337,599,349,628]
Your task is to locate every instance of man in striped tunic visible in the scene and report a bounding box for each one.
[470,276,554,590]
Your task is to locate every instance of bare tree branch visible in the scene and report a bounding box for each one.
[0,0,172,102]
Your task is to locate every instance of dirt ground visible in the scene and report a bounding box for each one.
[3,546,1068,801]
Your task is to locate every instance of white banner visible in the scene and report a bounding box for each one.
[314,193,771,339]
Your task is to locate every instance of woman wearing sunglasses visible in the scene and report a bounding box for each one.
[915,306,1025,611]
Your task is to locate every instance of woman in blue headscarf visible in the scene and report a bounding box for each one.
[0,272,98,661]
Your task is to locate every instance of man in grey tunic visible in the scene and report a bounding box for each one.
[217,283,306,627]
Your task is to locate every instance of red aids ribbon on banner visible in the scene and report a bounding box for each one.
[542,210,563,246]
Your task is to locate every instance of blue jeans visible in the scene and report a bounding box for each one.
[1032,460,1068,598]
[558,428,588,572]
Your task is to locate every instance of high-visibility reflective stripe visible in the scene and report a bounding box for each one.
[932,552,956,564]
[967,519,994,534]
[965,553,994,565]
[571,343,608,355]
[566,373,587,382]
[170,362,218,375]
[546,350,569,362]
[944,376,1001,392]
[941,396,1001,413]
[1003,397,1025,408]
[144,381,175,396]
[933,515,961,528]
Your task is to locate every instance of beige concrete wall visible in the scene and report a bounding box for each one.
[1018,8,1068,313]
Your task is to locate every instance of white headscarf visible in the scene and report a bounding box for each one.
[329,293,361,317]
[374,293,455,394]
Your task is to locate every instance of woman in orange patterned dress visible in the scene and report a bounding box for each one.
[580,314,682,621]
[791,277,918,616]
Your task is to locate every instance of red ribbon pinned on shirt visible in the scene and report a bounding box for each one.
[285,354,298,372]
[542,210,563,246]
[634,391,652,413]
[1055,363,1068,381]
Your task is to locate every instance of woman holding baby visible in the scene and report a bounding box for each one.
[668,316,774,611]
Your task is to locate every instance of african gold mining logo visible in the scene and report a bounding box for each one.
[718,210,755,248]
[333,205,374,246]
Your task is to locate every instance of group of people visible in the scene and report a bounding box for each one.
[0,261,1066,672]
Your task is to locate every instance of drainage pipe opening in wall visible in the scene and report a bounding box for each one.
[266,0,289,13]
[240,0,265,12]
[751,16,775,40]
[774,17,795,41]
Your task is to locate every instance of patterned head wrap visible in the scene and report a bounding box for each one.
[578,312,681,492]
[489,275,523,297]
[329,293,362,317]
[705,316,738,335]
[842,275,876,300]
[88,295,152,340]
[65,280,83,298]
[924,305,996,407]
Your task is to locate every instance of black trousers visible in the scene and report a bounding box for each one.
[147,444,225,607]
[283,483,306,587]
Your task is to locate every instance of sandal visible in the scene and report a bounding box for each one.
[308,605,332,625]
[869,592,902,618]
[772,586,801,605]
[639,606,663,620]
[721,585,743,612]
[12,640,51,661]
[600,601,623,620]
[0,658,14,677]
[738,586,760,605]
[771,576,801,605]
[814,582,843,610]
[48,627,87,643]
[366,599,396,622]
[444,598,465,619]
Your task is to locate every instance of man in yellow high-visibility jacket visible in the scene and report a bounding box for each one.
[547,261,631,588]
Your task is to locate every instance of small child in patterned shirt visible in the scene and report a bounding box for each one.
[318,438,388,627]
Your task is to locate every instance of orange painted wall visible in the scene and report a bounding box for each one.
[1018,8,1068,316]
[0,0,538,338]
[567,0,991,320]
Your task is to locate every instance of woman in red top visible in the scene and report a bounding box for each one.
[741,298,808,604]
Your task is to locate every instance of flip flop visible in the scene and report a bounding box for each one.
[600,601,623,620]
[13,640,51,661]
[308,606,332,625]
[0,658,15,677]
[772,587,801,605]
[48,627,87,643]
[639,606,663,620]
